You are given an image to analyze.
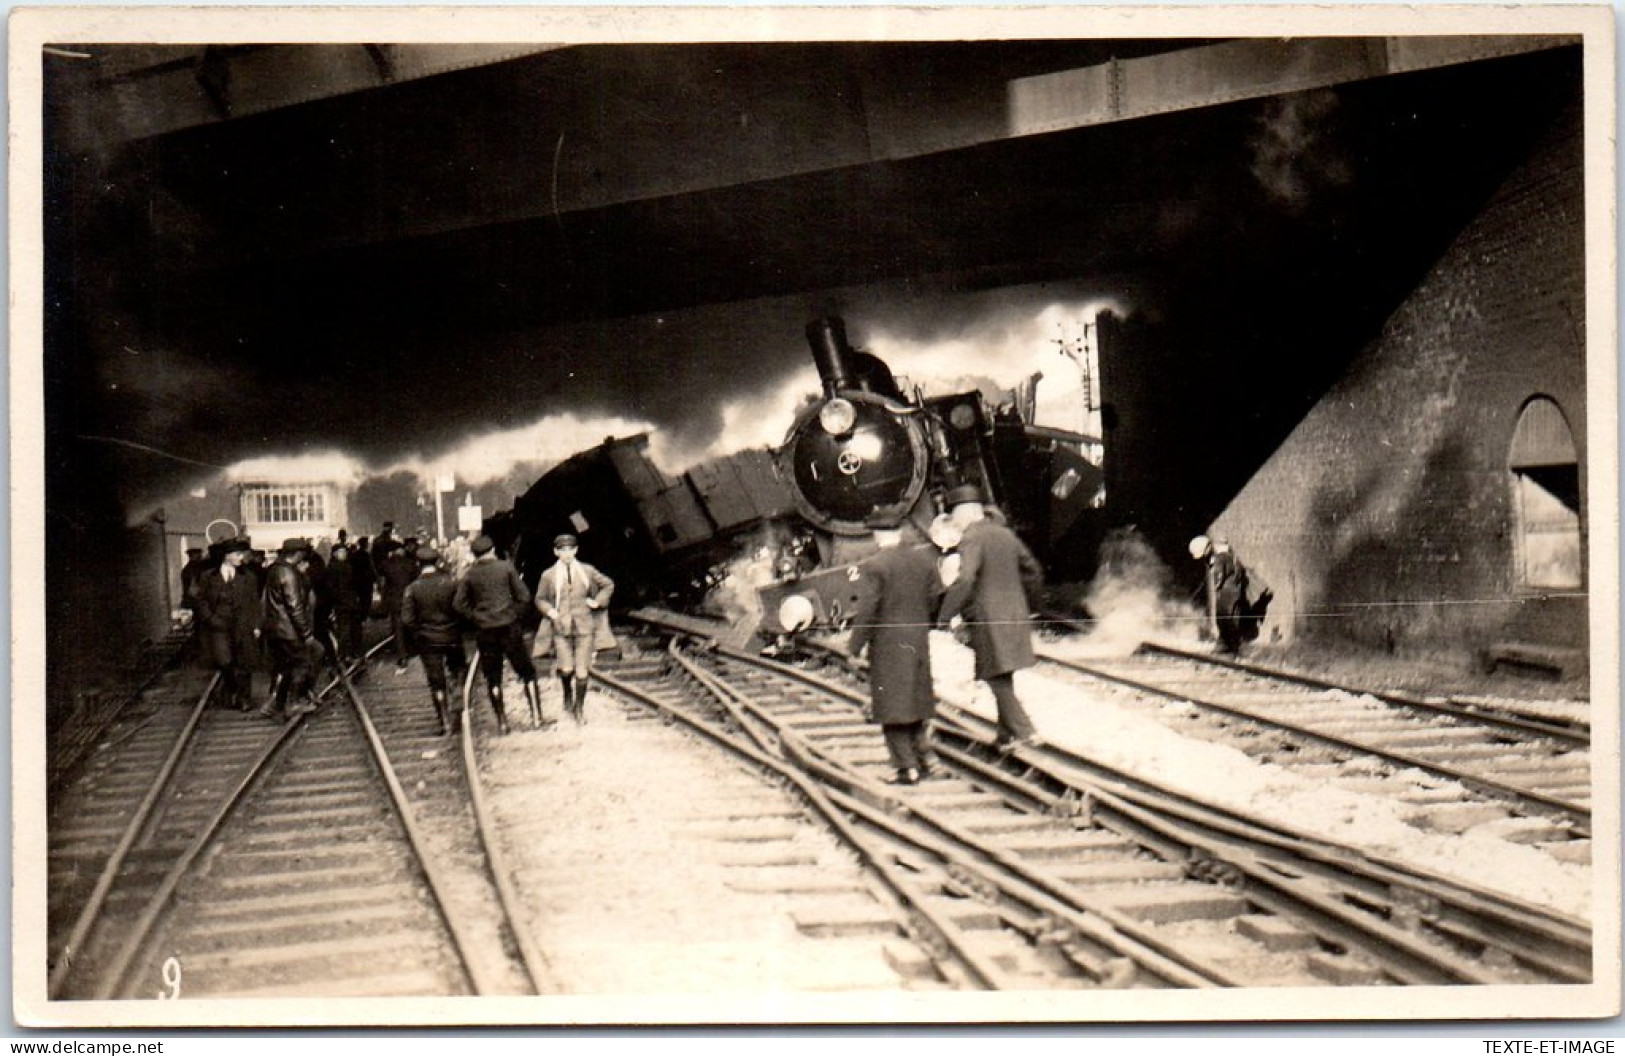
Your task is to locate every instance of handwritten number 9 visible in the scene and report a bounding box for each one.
[157,956,181,999]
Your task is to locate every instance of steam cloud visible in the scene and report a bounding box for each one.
[1052,527,1204,658]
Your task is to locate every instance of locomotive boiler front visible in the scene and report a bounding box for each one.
[780,318,930,535]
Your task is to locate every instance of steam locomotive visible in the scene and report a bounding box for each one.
[486,315,1105,638]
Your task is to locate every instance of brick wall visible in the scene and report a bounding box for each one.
[1210,100,1587,665]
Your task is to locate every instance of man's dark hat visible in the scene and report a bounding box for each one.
[221,538,252,554]
[415,545,440,563]
[470,535,495,555]
[945,484,986,508]
[186,547,203,556]
[280,537,310,555]
[553,534,579,549]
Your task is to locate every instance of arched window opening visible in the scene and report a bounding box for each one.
[1508,397,1581,590]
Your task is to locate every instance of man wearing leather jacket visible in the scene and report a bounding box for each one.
[258,537,322,719]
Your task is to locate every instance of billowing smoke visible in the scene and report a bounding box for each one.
[865,299,1118,437]
[700,522,810,631]
[199,290,1128,537]
[374,411,659,490]
[671,368,820,471]
[1052,527,1203,658]
[668,295,1125,472]
[225,451,368,489]
[1249,89,1351,211]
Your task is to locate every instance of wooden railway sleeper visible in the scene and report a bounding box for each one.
[937,691,1591,965]
[633,639,1214,988]
[594,665,1013,989]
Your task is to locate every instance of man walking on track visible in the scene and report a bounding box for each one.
[936,484,1046,752]
[847,516,943,786]
[453,534,541,735]
[401,545,470,736]
[258,537,322,720]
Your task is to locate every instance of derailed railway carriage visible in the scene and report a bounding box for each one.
[490,316,1106,637]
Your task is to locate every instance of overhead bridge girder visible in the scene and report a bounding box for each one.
[1004,35,1577,140]
[54,35,1574,173]
[50,44,569,145]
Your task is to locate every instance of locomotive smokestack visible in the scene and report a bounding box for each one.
[806,317,855,397]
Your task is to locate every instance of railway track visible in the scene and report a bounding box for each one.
[46,639,545,1000]
[614,608,1592,989]
[44,606,1593,1003]
[1031,635,1591,851]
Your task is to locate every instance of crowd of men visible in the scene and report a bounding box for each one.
[180,522,612,736]
[179,490,1261,781]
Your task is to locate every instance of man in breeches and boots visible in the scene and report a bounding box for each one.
[534,534,614,725]
[259,537,322,719]
[937,484,1046,752]
[193,537,262,711]
[453,535,540,735]
[401,545,470,735]
[847,515,943,785]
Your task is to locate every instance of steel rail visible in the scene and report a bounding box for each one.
[455,658,558,995]
[92,695,312,998]
[704,644,1536,985]
[601,653,1011,990]
[1037,650,1591,837]
[654,618,1591,985]
[656,643,1014,989]
[48,629,195,798]
[935,740,1504,985]
[932,705,1592,982]
[90,637,392,998]
[48,672,221,998]
[333,661,489,996]
[655,640,1237,988]
[1134,638,1589,744]
[663,615,1588,937]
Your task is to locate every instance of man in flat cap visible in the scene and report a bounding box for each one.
[534,534,615,726]
[401,545,469,736]
[193,538,262,711]
[453,535,540,735]
[259,537,322,719]
[937,484,1046,752]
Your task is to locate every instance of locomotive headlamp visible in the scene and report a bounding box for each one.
[818,397,857,436]
[778,594,816,633]
[847,430,883,463]
[948,403,978,431]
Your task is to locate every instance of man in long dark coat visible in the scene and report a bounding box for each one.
[379,540,421,670]
[937,484,1046,751]
[1190,535,1272,655]
[325,542,368,666]
[847,519,943,785]
[192,538,262,710]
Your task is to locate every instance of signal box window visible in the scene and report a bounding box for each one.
[248,488,328,525]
